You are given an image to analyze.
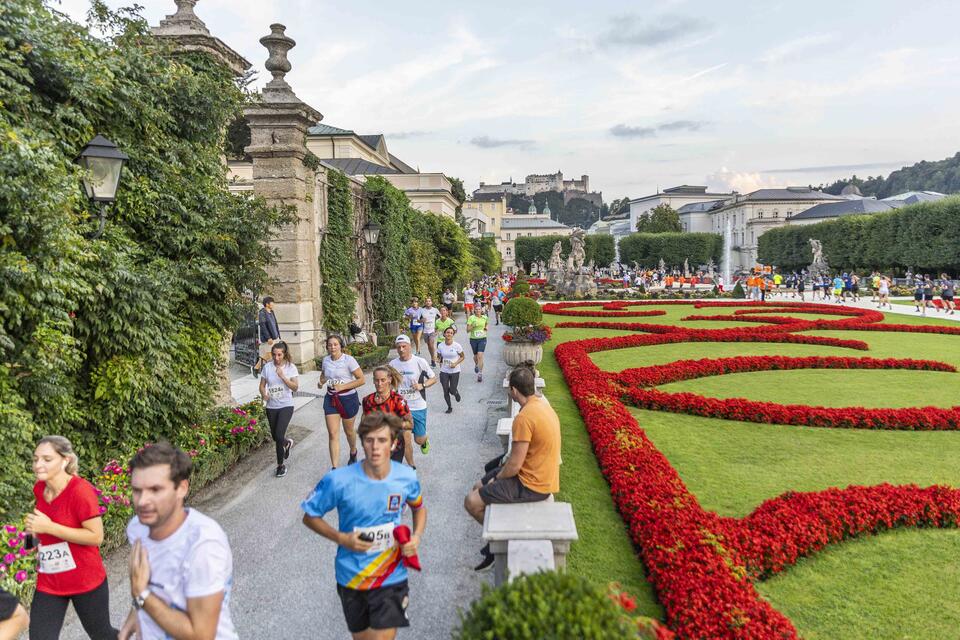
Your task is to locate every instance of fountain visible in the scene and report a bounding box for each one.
[722,217,733,285]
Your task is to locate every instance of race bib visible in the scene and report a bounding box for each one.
[400,387,416,397]
[327,379,346,393]
[37,542,77,574]
[354,523,396,554]
[268,384,286,400]
[443,359,456,368]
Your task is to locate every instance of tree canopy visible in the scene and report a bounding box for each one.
[635,203,682,233]
[818,152,960,198]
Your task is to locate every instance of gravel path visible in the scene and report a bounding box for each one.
[61,312,508,639]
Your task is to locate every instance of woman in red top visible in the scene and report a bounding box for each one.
[362,366,415,468]
[24,436,117,640]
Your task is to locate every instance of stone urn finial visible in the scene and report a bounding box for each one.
[260,24,296,90]
[155,0,209,35]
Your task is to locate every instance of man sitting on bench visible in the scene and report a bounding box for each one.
[464,364,561,571]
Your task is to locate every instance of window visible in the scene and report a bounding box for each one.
[506,247,512,256]
[773,210,779,218]
[505,232,511,240]
[758,210,764,219]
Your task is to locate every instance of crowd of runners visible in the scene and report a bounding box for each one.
[6,272,569,640]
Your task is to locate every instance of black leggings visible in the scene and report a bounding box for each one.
[30,578,117,640]
[266,406,294,465]
[439,371,460,409]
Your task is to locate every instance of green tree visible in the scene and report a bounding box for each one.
[637,203,682,233]
[470,236,501,278]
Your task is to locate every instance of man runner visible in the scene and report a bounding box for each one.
[389,336,437,455]
[419,297,441,368]
[462,284,476,318]
[302,412,426,640]
[120,443,237,640]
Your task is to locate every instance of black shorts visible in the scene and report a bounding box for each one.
[0,587,19,621]
[943,295,955,301]
[478,467,550,505]
[492,304,503,312]
[851,285,859,293]
[924,294,934,301]
[914,293,923,301]
[337,581,410,633]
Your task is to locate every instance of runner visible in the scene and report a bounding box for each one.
[796,272,806,301]
[404,298,423,355]
[941,274,956,315]
[913,275,925,313]
[119,443,237,640]
[490,287,505,326]
[259,341,299,478]
[833,274,845,304]
[434,306,455,346]
[877,274,892,310]
[363,366,416,468]
[462,283,476,318]
[419,297,441,368]
[922,275,935,316]
[390,335,437,456]
[467,304,489,383]
[0,586,27,640]
[24,435,117,640]
[441,287,455,313]
[301,412,426,640]
[319,335,365,469]
[436,326,465,414]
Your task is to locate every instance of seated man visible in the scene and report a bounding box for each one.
[0,586,28,640]
[463,365,561,571]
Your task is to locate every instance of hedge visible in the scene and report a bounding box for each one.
[757,196,960,272]
[515,234,615,271]
[618,232,722,267]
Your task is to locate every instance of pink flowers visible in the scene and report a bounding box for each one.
[14,570,27,583]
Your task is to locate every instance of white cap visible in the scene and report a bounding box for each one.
[394,335,411,346]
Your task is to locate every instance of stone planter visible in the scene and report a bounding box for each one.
[503,340,543,367]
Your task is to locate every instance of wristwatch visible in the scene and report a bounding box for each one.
[133,589,151,609]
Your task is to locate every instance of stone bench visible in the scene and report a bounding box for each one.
[507,540,554,581]
[482,501,577,586]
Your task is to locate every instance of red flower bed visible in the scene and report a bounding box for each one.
[548,299,960,637]
[528,278,547,285]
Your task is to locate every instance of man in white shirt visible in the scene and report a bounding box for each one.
[389,335,438,456]
[120,443,237,640]
[419,297,442,368]
[462,285,476,318]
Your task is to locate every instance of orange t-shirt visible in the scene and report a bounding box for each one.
[512,397,561,494]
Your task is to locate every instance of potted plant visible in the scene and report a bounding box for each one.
[500,296,551,366]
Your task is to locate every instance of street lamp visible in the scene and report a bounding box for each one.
[76,135,128,239]
[362,221,381,245]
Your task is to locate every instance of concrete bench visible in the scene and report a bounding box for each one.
[503,377,546,390]
[507,540,554,581]
[497,417,514,450]
[482,501,577,586]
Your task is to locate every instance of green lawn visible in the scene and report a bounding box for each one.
[542,303,960,634]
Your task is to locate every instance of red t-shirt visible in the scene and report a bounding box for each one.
[33,476,107,595]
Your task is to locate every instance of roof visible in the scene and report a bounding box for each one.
[469,192,507,202]
[308,123,354,136]
[358,134,383,152]
[677,199,725,214]
[790,199,896,220]
[740,187,844,202]
[630,186,732,203]
[321,158,398,176]
[882,191,947,204]
[388,153,417,174]
[501,216,571,230]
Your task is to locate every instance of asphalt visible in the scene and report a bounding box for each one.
[59,311,508,640]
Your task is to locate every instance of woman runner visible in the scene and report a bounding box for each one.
[877,275,892,310]
[259,341,299,477]
[437,326,465,413]
[318,335,365,468]
[25,436,118,640]
[362,366,415,468]
[940,274,956,315]
[404,298,424,355]
[467,304,489,383]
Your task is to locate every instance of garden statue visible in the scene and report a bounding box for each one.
[808,238,829,276]
[530,261,539,276]
[707,258,717,279]
[683,258,690,277]
[658,257,666,273]
[568,228,587,273]
[548,241,563,272]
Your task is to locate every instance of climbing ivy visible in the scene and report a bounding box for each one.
[0,0,289,517]
[408,239,443,301]
[319,170,359,334]
[364,176,413,326]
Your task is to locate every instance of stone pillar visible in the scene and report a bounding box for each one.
[152,0,251,404]
[244,25,325,370]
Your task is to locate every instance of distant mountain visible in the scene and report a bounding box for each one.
[818,152,960,198]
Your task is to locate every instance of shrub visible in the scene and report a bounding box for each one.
[732,281,746,298]
[502,296,542,328]
[454,572,652,640]
[512,276,531,297]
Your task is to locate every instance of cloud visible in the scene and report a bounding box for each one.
[657,120,707,132]
[759,33,836,65]
[470,136,534,149]
[600,13,712,48]
[610,124,657,138]
[762,161,908,174]
[705,167,782,193]
[387,131,431,140]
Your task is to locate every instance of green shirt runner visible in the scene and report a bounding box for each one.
[435,317,455,341]
[467,314,488,340]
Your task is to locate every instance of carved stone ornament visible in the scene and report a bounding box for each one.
[155,0,209,35]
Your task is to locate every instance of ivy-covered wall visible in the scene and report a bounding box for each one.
[319,170,359,334]
[0,1,289,517]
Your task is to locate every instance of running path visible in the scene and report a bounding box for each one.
[61,310,507,639]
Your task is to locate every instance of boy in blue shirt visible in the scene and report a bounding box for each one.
[302,413,426,638]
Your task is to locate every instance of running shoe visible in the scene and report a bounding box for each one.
[284,438,293,460]
[454,392,461,403]
[348,450,358,464]
[445,407,453,414]
[275,465,287,478]
[251,366,260,379]
[478,373,483,383]
[420,440,430,455]
[474,365,480,374]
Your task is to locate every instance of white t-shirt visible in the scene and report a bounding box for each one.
[442,292,455,305]
[126,510,237,640]
[437,341,464,374]
[322,354,361,396]
[419,307,441,334]
[389,355,435,411]
[463,288,476,304]
[262,362,298,409]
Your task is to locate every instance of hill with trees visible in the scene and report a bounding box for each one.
[819,152,960,198]
[507,191,601,229]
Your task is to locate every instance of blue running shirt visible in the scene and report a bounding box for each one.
[302,462,423,590]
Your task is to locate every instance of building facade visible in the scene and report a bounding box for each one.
[629,185,733,233]
[499,214,572,273]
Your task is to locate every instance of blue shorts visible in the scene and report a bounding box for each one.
[410,323,422,333]
[469,338,487,354]
[323,392,360,417]
[411,409,427,438]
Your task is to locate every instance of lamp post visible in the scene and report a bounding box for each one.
[76,135,128,239]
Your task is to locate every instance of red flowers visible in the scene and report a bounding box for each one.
[549,299,960,638]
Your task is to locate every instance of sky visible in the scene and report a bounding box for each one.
[57,0,960,200]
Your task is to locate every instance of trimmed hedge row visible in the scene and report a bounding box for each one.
[618,232,722,267]
[757,196,960,272]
